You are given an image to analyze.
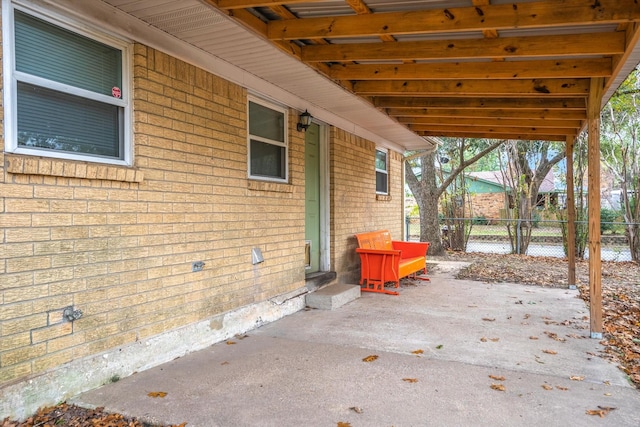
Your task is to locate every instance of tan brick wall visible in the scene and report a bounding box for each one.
[329,128,404,284]
[0,44,306,386]
[470,193,506,220]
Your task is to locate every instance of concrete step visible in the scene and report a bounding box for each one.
[305,284,361,310]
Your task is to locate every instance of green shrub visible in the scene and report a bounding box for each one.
[471,216,489,225]
[600,208,619,233]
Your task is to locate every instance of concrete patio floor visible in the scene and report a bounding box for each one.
[71,263,640,427]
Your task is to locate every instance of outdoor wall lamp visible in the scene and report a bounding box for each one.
[297,110,313,132]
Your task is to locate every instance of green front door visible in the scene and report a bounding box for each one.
[305,123,321,273]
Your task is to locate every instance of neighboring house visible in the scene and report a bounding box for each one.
[466,170,560,221]
[0,1,432,418]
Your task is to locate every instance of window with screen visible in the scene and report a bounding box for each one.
[4,6,130,164]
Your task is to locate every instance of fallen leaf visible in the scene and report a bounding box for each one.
[147,391,167,398]
[544,331,566,342]
[480,337,488,342]
[337,422,352,427]
[585,406,616,418]
[542,349,558,355]
[556,386,569,391]
[570,376,585,381]
[411,349,424,355]
[490,384,506,391]
[489,375,505,381]
[604,393,611,396]
[529,336,539,340]
[523,314,530,319]
[482,317,496,322]
[221,361,229,365]
[402,378,418,383]
[349,407,363,414]
[541,384,553,390]
[226,341,236,345]
[362,355,378,362]
[489,337,500,342]
[436,344,443,349]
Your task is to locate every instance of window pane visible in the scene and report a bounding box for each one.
[376,171,388,194]
[17,82,122,158]
[249,101,284,142]
[375,150,387,171]
[15,10,122,97]
[250,139,285,179]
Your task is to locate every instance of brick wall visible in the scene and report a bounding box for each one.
[329,128,404,284]
[470,193,506,220]
[0,44,306,387]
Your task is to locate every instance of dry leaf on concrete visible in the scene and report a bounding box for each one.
[586,406,616,417]
[362,355,378,362]
[147,391,167,398]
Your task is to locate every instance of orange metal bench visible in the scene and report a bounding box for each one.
[355,230,430,295]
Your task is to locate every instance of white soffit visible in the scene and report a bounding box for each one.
[46,0,433,152]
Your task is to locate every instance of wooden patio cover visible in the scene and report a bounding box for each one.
[206,0,640,337]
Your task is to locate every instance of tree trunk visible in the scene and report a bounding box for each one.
[420,188,445,255]
[406,151,445,255]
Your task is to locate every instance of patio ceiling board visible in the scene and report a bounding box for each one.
[386,109,588,121]
[98,0,640,145]
[208,0,640,141]
[265,0,640,40]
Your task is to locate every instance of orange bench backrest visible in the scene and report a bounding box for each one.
[355,230,393,250]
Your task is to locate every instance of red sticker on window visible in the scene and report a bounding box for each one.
[112,87,121,98]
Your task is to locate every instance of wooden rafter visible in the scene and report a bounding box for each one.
[372,97,586,110]
[386,108,587,121]
[352,79,590,97]
[327,59,612,81]
[301,33,625,62]
[267,0,640,40]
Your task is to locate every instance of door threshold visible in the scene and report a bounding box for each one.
[305,271,337,292]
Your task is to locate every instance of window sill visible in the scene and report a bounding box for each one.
[376,194,392,201]
[5,154,144,183]
[247,180,293,193]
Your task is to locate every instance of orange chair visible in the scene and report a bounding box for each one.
[355,230,430,295]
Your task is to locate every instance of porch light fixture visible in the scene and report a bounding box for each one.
[297,110,313,132]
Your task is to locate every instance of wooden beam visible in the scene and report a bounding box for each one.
[326,58,613,80]
[410,124,576,136]
[398,116,583,129]
[373,97,586,110]
[565,135,577,289]
[387,108,587,121]
[417,130,566,141]
[353,79,590,97]
[268,0,640,40]
[587,77,604,339]
[301,33,625,62]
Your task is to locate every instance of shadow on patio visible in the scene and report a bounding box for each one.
[72,263,640,427]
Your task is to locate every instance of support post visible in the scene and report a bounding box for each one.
[587,78,604,339]
[565,135,576,289]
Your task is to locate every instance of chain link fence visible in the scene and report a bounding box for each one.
[406,217,635,262]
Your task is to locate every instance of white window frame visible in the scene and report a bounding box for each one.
[2,0,133,166]
[375,148,389,195]
[247,96,288,183]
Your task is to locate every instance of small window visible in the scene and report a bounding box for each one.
[248,98,287,182]
[375,149,388,194]
[3,5,131,164]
